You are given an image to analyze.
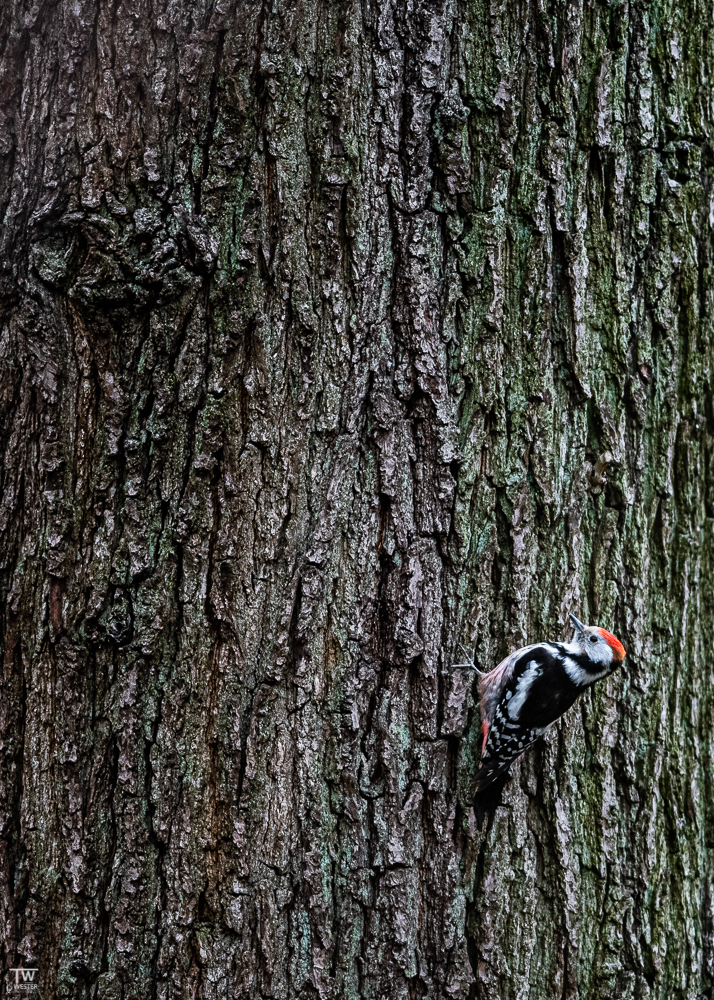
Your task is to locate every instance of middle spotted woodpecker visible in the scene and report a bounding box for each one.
[469,613,626,793]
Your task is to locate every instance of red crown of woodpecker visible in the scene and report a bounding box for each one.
[597,628,626,661]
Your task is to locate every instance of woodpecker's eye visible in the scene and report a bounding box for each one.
[589,636,598,643]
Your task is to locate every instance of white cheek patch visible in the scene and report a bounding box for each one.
[561,656,591,685]
[588,641,613,667]
[507,660,542,720]
[562,655,609,685]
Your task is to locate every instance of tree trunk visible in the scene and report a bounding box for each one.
[1,0,713,997]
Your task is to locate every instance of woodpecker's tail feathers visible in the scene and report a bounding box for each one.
[473,768,510,831]
[474,755,514,793]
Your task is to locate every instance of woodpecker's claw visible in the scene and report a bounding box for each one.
[459,643,475,666]
[449,644,484,675]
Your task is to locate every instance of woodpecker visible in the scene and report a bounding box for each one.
[469,614,626,794]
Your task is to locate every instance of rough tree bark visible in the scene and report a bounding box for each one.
[0,0,713,997]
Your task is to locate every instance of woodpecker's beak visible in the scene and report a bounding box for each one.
[569,613,586,632]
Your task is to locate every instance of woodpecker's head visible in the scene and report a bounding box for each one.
[569,613,626,669]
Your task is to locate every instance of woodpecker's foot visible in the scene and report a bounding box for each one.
[448,644,482,675]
